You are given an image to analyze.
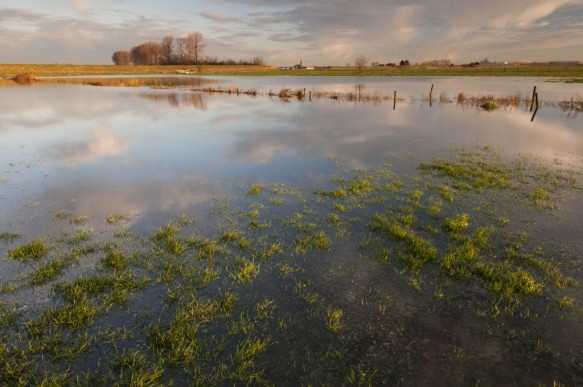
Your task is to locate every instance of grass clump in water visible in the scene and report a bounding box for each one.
[443,214,470,234]
[480,100,499,111]
[247,184,264,195]
[229,257,260,284]
[7,240,49,261]
[418,148,511,191]
[152,223,187,257]
[70,215,89,225]
[294,230,331,252]
[325,307,344,332]
[441,241,481,279]
[347,178,374,196]
[530,186,553,208]
[106,213,129,225]
[189,237,228,260]
[0,232,20,244]
[28,256,78,285]
[473,263,543,299]
[234,337,270,383]
[370,214,437,271]
[101,249,131,271]
[32,299,99,330]
[111,350,164,386]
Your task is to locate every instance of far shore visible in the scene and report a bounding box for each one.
[1,63,582,81]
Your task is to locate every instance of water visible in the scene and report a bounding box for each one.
[0,77,582,385]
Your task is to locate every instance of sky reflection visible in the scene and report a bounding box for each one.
[0,79,581,239]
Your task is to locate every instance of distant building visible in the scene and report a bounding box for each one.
[280,59,314,70]
[293,59,306,70]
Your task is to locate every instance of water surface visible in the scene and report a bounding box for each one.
[1,77,582,385]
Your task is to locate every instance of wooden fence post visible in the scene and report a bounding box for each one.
[531,92,539,122]
[530,86,537,112]
[429,84,434,107]
[393,91,397,110]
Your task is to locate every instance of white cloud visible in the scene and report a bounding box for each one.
[47,129,128,163]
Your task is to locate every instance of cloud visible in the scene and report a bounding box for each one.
[269,33,294,42]
[1,0,582,65]
[215,0,583,64]
[199,11,240,23]
[46,130,128,163]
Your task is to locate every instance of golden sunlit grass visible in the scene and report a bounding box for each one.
[1,63,582,80]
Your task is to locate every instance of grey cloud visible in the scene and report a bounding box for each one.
[269,33,294,42]
[216,0,583,63]
[199,11,241,23]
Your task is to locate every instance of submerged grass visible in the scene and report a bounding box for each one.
[0,232,20,244]
[0,145,581,385]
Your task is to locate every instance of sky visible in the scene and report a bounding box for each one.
[1,0,582,66]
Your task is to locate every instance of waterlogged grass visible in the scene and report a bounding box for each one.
[0,145,581,385]
[247,184,264,195]
[7,239,49,261]
[106,213,129,225]
[0,232,20,244]
[370,214,438,272]
[481,100,500,111]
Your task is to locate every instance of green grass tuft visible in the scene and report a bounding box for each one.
[7,240,49,261]
[247,184,264,195]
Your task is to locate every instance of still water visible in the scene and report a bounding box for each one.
[1,77,582,385]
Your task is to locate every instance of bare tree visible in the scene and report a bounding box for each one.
[111,51,130,65]
[184,32,205,64]
[160,35,174,64]
[354,55,368,71]
[176,37,186,64]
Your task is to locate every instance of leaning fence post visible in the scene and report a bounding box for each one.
[393,91,397,110]
[531,92,539,122]
[530,86,537,112]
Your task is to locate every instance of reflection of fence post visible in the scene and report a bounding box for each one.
[530,86,537,111]
[393,91,397,110]
[531,92,539,122]
[429,84,434,107]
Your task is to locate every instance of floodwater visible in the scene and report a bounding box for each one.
[1,77,583,385]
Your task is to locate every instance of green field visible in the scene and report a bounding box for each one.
[1,63,582,80]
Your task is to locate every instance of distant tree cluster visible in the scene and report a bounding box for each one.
[420,59,451,66]
[112,32,264,66]
[352,56,412,69]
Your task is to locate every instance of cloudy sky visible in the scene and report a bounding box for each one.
[1,0,582,66]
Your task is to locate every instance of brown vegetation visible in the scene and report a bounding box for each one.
[12,73,38,85]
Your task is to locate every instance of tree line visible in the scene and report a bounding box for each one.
[112,32,264,66]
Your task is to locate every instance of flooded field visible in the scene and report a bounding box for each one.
[1,76,583,385]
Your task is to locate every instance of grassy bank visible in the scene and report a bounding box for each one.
[1,63,582,79]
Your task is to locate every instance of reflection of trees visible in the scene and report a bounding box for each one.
[558,96,582,119]
[139,93,208,111]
